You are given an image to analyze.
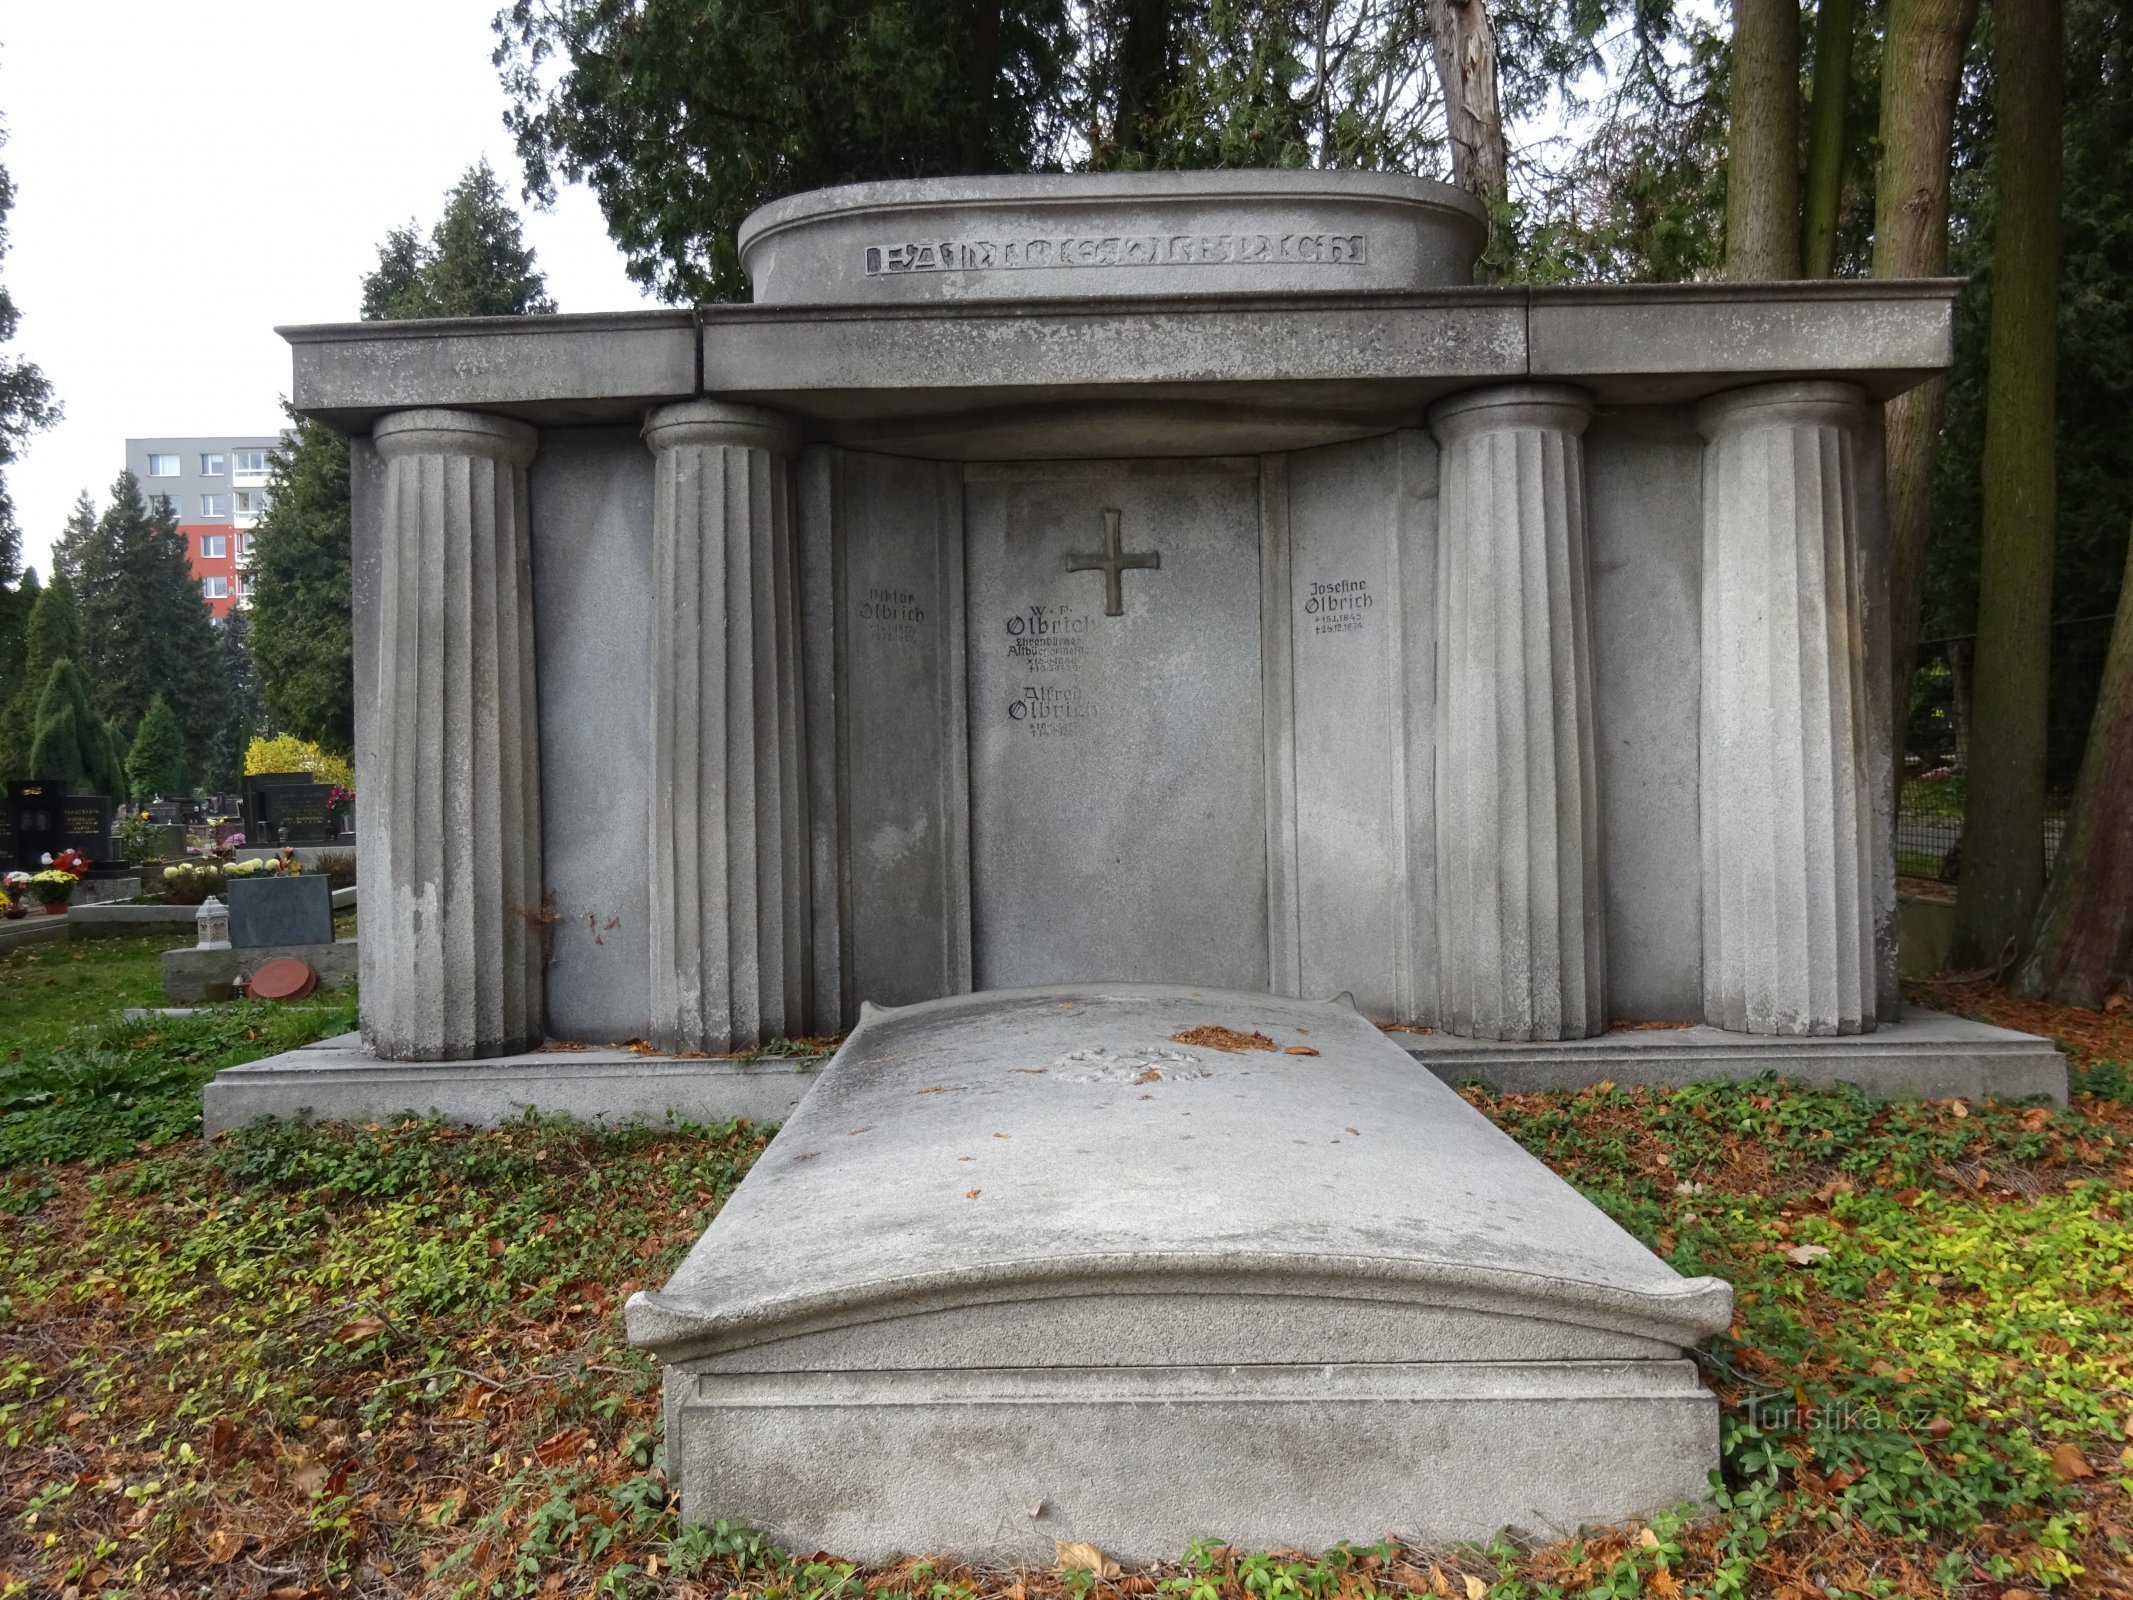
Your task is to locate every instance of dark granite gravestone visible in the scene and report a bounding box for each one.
[262,783,334,844]
[227,873,334,948]
[5,781,65,870]
[59,796,114,865]
[243,773,333,844]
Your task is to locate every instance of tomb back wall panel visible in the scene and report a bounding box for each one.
[966,459,1269,991]
[804,449,970,1024]
[531,427,657,1040]
[1282,431,1439,1020]
[1584,407,1704,1019]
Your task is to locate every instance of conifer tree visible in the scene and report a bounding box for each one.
[0,565,35,725]
[26,658,103,792]
[0,570,77,779]
[48,491,96,590]
[125,695,189,801]
[74,472,228,787]
[359,162,557,319]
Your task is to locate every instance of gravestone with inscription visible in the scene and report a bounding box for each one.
[214,166,2069,1552]
[243,773,334,845]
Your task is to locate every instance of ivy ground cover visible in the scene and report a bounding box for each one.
[1,984,2130,1598]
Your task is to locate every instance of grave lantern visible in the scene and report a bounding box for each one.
[194,895,231,951]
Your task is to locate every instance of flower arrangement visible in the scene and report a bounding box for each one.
[160,849,302,905]
[28,868,82,910]
[46,849,92,879]
[0,885,17,919]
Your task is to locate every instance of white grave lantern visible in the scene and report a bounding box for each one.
[194,895,231,951]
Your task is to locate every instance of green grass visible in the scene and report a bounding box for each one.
[0,930,200,1054]
[0,923,359,1179]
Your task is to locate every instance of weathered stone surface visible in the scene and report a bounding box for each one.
[201,1033,819,1137]
[630,986,1730,1559]
[363,409,543,1061]
[1404,1007,2065,1103]
[799,447,970,1028]
[1699,383,1877,1036]
[163,940,357,1006]
[738,172,1487,306]
[964,461,1268,991]
[1430,386,1605,1041]
[643,403,807,1051]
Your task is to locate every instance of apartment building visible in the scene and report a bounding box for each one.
[123,435,283,619]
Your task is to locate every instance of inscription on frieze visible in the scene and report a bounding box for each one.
[1302,577,1375,637]
[866,232,1368,276]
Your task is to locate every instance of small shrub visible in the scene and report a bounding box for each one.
[314,849,358,890]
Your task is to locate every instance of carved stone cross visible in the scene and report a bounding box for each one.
[1066,508,1161,617]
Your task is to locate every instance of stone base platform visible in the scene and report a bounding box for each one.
[202,1034,822,1137]
[1401,1009,2066,1103]
[200,1005,2060,1138]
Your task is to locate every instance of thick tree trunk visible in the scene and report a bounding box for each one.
[1801,0,1858,277]
[1877,0,1981,782]
[2016,522,2133,1007]
[959,0,1004,171]
[1112,0,1174,164]
[1725,0,1801,280]
[1953,0,2062,969]
[1427,0,1506,204]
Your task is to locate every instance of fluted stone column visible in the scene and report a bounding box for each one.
[643,402,807,1053]
[366,410,543,1060]
[1429,385,1606,1041]
[1698,382,1878,1035]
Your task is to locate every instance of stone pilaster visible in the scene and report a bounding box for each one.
[366,409,543,1060]
[643,402,807,1052]
[1698,382,1877,1035]
[1429,385,1605,1041]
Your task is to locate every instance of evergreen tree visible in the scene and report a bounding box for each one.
[74,472,228,787]
[0,566,35,727]
[360,223,427,320]
[210,611,264,794]
[246,410,353,755]
[0,570,77,779]
[0,116,58,587]
[124,694,188,801]
[359,162,557,318]
[48,491,96,591]
[26,658,101,792]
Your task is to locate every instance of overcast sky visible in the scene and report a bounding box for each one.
[4,2,648,580]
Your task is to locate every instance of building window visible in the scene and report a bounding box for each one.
[202,576,228,600]
[232,448,269,475]
[146,454,179,477]
[199,494,228,517]
[235,532,253,558]
[233,488,271,517]
[200,453,225,476]
[201,534,227,559]
[150,493,177,518]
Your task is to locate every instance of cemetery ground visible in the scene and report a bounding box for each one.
[0,962,2128,1598]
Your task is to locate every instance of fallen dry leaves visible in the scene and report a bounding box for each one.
[1169,1025,1276,1053]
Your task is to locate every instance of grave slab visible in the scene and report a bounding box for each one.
[228,874,335,948]
[628,985,1733,1560]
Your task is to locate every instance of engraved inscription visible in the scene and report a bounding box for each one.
[1006,603,1089,673]
[1006,682,1097,739]
[857,585,927,647]
[865,232,1368,276]
[1301,576,1374,637]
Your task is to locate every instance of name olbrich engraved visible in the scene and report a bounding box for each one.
[864,232,1368,276]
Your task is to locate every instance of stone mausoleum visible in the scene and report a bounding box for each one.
[216,169,2059,1117]
[204,171,2067,1554]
